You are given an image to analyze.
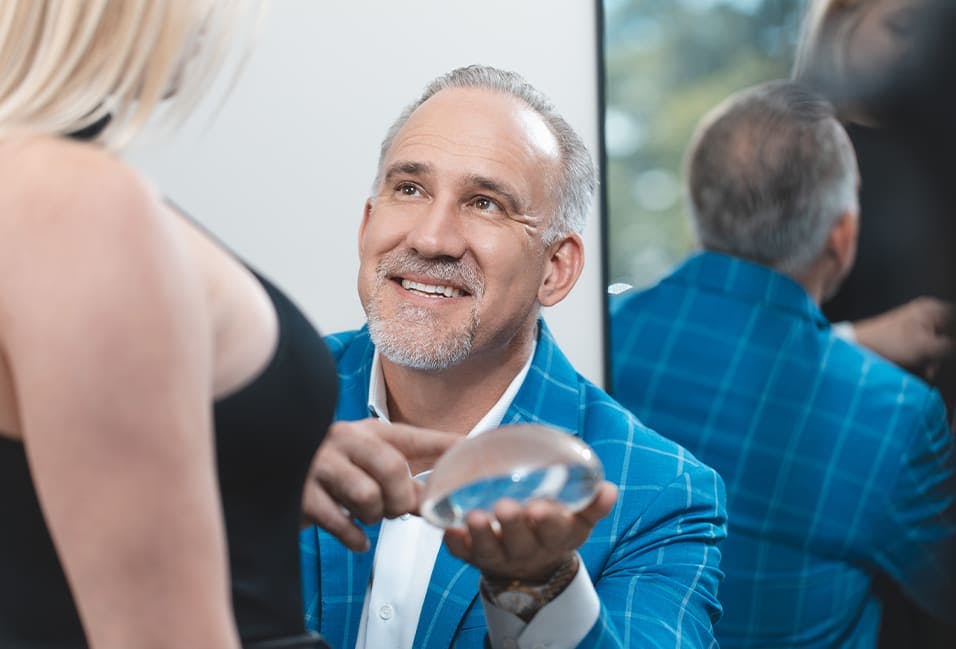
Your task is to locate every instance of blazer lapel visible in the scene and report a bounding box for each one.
[317,525,379,649]
[501,320,582,437]
[413,544,481,648]
[332,327,377,422]
[317,328,380,647]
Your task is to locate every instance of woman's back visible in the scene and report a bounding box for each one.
[0,137,336,647]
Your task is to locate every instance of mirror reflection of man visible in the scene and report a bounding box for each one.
[299,65,727,649]
[611,80,956,649]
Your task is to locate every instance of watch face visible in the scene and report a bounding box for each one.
[495,590,539,616]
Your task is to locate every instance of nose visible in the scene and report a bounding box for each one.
[405,197,468,260]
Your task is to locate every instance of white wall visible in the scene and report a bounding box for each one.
[127,0,605,385]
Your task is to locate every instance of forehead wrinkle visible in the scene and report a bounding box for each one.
[391,118,555,223]
[398,128,537,166]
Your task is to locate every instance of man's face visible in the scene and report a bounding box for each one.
[357,87,563,371]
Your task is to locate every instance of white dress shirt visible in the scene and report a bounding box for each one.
[354,343,600,649]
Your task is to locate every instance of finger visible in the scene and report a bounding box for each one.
[344,444,418,519]
[301,483,370,552]
[577,482,619,527]
[409,477,427,517]
[526,500,579,551]
[493,499,539,560]
[377,421,462,467]
[442,526,472,560]
[466,509,505,565]
[918,332,954,362]
[326,422,419,519]
[914,298,956,337]
[527,482,618,550]
[314,449,386,525]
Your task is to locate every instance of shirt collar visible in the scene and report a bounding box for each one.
[667,251,829,329]
[367,341,537,439]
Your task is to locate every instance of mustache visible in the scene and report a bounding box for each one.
[377,251,484,297]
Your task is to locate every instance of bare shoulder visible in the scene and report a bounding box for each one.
[0,136,199,331]
[0,136,159,233]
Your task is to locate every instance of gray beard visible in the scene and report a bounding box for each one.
[367,298,480,371]
[364,250,484,371]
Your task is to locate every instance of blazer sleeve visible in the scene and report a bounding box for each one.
[578,463,728,649]
[873,388,956,622]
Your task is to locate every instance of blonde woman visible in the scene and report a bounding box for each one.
[0,2,340,647]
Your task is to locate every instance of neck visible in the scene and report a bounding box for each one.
[793,259,839,306]
[380,324,537,435]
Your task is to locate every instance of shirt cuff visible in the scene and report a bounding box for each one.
[831,320,857,343]
[481,555,599,649]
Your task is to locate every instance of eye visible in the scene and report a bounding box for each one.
[470,196,502,212]
[395,182,422,197]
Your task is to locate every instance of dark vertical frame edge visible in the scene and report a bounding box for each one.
[594,0,613,393]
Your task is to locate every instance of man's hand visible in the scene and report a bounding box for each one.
[442,482,618,582]
[851,296,956,380]
[301,418,461,552]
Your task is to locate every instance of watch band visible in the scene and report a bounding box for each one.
[480,555,580,622]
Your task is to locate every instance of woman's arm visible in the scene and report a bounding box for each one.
[0,138,240,649]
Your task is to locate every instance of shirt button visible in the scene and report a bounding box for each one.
[378,603,394,620]
[400,513,411,521]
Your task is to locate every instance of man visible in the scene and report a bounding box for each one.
[299,65,727,649]
[611,80,956,648]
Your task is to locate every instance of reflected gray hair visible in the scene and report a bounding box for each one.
[372,64,596,246]
[685,80,859,276]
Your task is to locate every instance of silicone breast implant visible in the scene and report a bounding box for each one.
[419,424,604,529]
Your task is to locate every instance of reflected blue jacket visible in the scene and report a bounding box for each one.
[301,320,727,648]
[611,251,956,648]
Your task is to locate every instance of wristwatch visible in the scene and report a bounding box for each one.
[480,555,580,623]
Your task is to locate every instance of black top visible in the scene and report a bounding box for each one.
[0,269,337,647]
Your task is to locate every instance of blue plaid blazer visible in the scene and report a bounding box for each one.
[611,252,956,648]
[300,320,727,648]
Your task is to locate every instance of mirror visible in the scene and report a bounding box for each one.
[598,1,954,646]
[600,0,805,307]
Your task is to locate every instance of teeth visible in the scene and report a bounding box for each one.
[401,279,464,298]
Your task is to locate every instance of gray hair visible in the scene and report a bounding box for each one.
[372,64,596,245]
[685,80,859,276]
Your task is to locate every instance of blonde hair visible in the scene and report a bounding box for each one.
[0,0,262,148]
[792,0,866,104]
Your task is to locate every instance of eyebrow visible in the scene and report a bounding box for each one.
[382,162,527,214]
[463,174,525,214]
[383,160,433,185]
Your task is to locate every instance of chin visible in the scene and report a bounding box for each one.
[367,306,476,370]
[371,323,473,371]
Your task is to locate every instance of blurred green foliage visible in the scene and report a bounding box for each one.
[603,0,807,291]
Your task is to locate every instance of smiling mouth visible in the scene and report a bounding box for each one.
[397,278,468,298]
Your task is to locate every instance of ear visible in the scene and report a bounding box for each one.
[538,233,585,307]
[825,208,859,272]
[358,198,374,255]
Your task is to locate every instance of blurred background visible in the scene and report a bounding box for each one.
[603,0,807,294]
